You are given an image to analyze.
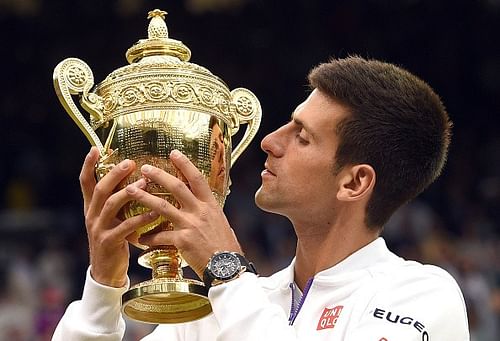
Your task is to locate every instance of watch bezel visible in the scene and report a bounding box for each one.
[208,251,242,281]
[204,251,257,289]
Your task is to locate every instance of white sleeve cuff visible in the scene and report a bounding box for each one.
[207,273,296,340]
[208,273,273,325]
[79,266,130,334]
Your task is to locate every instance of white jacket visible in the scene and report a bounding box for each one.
[53,238,469,340]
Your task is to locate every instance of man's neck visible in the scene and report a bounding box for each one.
[293,222,378,291]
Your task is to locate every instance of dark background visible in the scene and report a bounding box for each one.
[1,0,499,340]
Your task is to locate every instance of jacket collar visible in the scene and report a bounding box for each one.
[263,237,397,291]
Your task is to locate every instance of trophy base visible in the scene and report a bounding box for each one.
[122,277,211,324]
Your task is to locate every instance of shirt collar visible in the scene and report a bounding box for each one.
[276,237,396,289]
[314,237,396,279]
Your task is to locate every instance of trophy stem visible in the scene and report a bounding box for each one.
[122,239,211,324]
[148,245,183,279]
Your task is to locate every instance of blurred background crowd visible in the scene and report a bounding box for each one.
[1,0,499,340]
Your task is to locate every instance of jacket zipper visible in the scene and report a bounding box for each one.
[288,278,314,325]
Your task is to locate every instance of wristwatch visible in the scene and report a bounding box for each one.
[203,251,257,289]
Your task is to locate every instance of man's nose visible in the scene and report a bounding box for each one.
[261,126,285,157]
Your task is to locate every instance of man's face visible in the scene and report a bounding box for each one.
[255,89,348,222]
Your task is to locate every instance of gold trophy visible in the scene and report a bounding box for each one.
[53,9,261,324]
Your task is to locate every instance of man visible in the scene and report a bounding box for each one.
[53,56,469,340]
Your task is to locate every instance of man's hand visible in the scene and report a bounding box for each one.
[125,149,242,279]
[80,147,160,287]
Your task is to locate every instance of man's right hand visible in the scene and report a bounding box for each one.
[80,147,159,288]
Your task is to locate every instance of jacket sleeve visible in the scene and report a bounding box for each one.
[208,273,300,340]
[345,266,470,341]
[51,267,127,341]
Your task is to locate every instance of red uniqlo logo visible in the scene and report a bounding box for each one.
[316,305,344,331]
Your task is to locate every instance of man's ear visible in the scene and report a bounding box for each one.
[336,164,376,202]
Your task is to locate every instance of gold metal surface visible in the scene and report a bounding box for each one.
[53,9,261,323]
[122,277,211,324]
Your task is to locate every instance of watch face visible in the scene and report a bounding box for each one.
[210,252,241,280]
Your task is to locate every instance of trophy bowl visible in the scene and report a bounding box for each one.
[53,9,261,324]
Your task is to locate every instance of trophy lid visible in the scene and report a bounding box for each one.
[90,9,235,130]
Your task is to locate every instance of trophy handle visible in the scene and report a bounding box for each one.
[229,88,262,167]
[53,58,105,152]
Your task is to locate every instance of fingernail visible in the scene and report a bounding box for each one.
[142,164,152,174]
[148,211,159,219]
[170,150,181,159]
[126,184,136,193]
[120,159,130,170]
[136,178,146,188]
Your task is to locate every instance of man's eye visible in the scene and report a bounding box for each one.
[296,134,309,145]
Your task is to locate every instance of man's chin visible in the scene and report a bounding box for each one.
[254,187,279,213]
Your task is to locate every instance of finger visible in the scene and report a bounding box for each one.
[112,210,161,242]
[80,147,100,215]
[87,158,136,219]
[169,150,214,201]
[125,185,184,224]
[97,178,147,229]
[138,229,180,248]
[140,164,197,208]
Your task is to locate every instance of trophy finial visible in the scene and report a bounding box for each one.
[126,8,191,64]
[148,9,167,19]
[147,9,168,39]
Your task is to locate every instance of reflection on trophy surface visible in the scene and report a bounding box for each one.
[208,118,228,197]
[53,9,261,324]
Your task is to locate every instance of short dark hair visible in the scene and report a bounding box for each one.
[308,56,452,228]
